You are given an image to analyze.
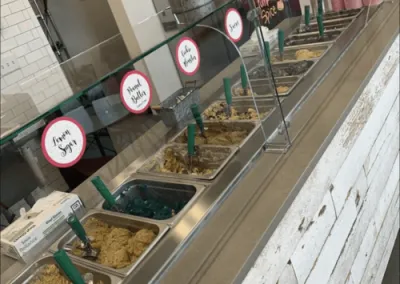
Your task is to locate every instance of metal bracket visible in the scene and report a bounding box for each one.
[278,120,291,135]
[263,142,290,153]
[246,7,261,22]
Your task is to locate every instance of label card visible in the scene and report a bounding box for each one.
[175,37,200,76]
[120,70,153,114]
[225,8,244,43]
[41,117,86,168]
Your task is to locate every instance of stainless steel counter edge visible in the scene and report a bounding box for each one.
[153,4,399,284]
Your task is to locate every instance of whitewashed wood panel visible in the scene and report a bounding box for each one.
[350,218,378,284]
[328,155,399,283]
[367,126,399,187]
[346,274,356,284]
[359,196,399,284]
[305,196,357,284]
[364,96,400,175]
[373,155,399,230]
[330,80,399,214]
[243,37,399,284]
[350,134,399,283]
[278,262,298,284]
[291,192,337,283]
[327,169,369,284]
[352,168,368,214]
[374,205,399,284]
[242,36,400,284]
[366,131,399,190]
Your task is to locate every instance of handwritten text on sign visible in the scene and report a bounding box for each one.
[257,0,285,28]
[176,37,200,76]
[41,117,86,168]
[225,8,243,42]
[120,70,152,114]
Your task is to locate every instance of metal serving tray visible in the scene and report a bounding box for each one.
[249,61,315,79]
[203,100,276,120]
[8,255,122,284]
[96,178,206,226]
[137,144,237,181]
[170,121,259,149]
[49,210,168,278]
[270,44,331,62]
[231,76,299,99]
[295,18,353,34]
[284,30,343,47]
[310,8,362,22]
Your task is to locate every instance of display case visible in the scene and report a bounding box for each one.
[1,0,388,283]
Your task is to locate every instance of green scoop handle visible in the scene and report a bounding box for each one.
[54,249,85,284]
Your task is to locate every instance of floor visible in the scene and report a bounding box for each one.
[383,232,400,284]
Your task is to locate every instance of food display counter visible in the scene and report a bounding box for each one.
[1,0,398,283]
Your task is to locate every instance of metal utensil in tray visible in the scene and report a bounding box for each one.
[49,210,168,277]
[310,8,362,21]
[8,255,122,284]
[137,144,237,181]
[284,30,343,47]
[249,61,315,79]
[270,44,330,62]
[170,121,258,149]
[203,100,276,122]
[295,18,353,34]
[97,177,206,226]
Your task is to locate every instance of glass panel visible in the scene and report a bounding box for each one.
[0,0,237,146]
[0,0,279,214]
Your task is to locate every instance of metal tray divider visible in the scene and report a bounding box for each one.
[137,144,238,181]
[49,210,169,278]
[95,177,207,226]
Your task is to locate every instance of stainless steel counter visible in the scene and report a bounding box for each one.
[1,3,398,283]
[156,3,399,284]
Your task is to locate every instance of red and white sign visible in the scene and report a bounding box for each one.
[225,8,243,43]
[175,37,200,76]
[120,70,152,114]
[41,117,86,168]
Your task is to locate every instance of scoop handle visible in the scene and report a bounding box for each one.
[223,78,232,105]
[278,29,284,54]
[304,5,310,26]
[67,214,88,245]
[317,0,323,16]
[317,14,324,37]
[263,41,270,61]
[91,176,116,207]
[240,64,247,89]
[190,104,204,132]
[187,124,196,156]
[54,249,85,284]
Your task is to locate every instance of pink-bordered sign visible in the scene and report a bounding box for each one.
[120,70,153,114]
[175,37,201,76]
[41,117,87,168]
[224,8,243,43]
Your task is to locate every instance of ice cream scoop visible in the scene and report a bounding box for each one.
[66,214,99,261]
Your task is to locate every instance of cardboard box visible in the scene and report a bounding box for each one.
[0,191,85,262]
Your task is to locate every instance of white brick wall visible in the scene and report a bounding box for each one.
[242,36,400,284]
[1,0,71,193]
[1,0,73,127]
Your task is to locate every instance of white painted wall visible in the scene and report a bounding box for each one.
[242,36,399,284]
[1,0,70,192]
[1,0,72,125]
[107,0,182,105]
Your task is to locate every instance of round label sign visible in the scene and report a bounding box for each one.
[41,117,86,168]
[175,37,200,76]
[225,8,243,43]
[120,70,153,114]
